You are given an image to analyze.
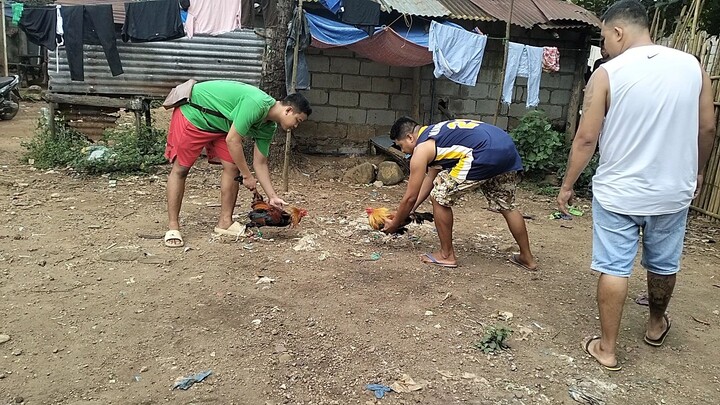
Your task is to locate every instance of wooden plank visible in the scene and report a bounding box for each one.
[44,93,134,109]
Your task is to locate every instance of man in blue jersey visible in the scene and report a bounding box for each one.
[382,117,537,270]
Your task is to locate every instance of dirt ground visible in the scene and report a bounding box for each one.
[1,103,719,405]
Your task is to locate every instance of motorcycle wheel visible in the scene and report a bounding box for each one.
[0,93,20,121]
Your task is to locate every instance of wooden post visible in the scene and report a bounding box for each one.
[282,0,303,192]
[411,67,421,119]
[493,0,515,126]
[565,47,590,142]
[1,0,9,77]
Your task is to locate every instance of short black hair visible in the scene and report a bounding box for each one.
[601,0,649,29]
[390,116,418,140]
[282,93,312,116]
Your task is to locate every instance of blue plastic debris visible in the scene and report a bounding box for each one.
[172,370,213,390]
[366,383,393,398]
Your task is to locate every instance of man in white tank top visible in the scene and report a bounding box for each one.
[556,0,715,371]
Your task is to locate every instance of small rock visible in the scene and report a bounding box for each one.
[373,180,384,187]
[37,260,47,267]
[140,366,149,372]
[0,373,5,379]
[279,353,292,363]
[514,391,523,399]
[14,396,23,404]
[342,162,376,184]
[376,161,405,185]
[0,334,10,344]
[27,85,42,93]
[424,311,434,316]
[50,193,61,198]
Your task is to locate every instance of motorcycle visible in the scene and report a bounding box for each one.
[0,75,21,121]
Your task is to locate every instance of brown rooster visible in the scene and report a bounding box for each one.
[247,190,307,229]
[365,207,434,234]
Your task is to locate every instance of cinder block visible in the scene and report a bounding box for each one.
[468,83,490,98]
[360,62,390,77]
[449,99,477,115]
[360,93,389,109]
[317,122,348,139]
[343,75,372,91]
[435,79,459,96]
[375,125,392,136]
[346,124,375,141]
[476,99,498,115]
[389,66,414,78]
[539,89,551,103]
[550,90,571,105]
[390,94,412,110]
[366,109,397,126]
[330,57,360,74]
[544,105,564,120]
[400,79,414,94]
[304,89,328,105]
[329,91,359,107]
[313,106,338,122]
[371,77,402,93]
[337,108,367,124]
[312,73,342,89]
[307,55,329,73]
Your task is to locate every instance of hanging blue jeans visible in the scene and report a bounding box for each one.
[502,42,544,107]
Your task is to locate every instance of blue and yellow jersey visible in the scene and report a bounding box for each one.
[417,119,523,181]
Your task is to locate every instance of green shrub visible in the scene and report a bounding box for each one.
[509,110,564,175]
[474,325,513,354]
[22,114,90,169]
[23,115,167,174]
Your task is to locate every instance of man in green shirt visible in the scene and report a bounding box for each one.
[163,80,312,247]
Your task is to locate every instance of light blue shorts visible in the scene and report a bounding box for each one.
[591,198,689,277]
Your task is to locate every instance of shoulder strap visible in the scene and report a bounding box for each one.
[187,101,225,119]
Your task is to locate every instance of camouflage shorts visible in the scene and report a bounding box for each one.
[430,170,520,210]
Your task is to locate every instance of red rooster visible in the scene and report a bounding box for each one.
[365,207,434,234]
[247,190,307,229]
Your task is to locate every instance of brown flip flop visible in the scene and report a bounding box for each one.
[583,336,622,371]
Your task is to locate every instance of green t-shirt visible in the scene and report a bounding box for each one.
[179,80,277,157]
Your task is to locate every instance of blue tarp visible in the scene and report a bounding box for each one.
[305,11,463,49]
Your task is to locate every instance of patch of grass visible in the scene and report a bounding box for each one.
[23,115,167,175]
[474,325,513,354]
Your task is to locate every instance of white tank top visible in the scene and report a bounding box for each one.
[592,45,702,215]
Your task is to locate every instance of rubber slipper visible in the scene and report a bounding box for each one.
[214,221,246,236]
[509,254,536,271]
[644,314,671,347]
[164,230,184,248]
[583,336,622,371]
[420,253,457,268]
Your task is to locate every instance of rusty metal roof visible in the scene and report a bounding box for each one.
[437,0,495,21]
[377,0,450,17]
[470,0,599,29]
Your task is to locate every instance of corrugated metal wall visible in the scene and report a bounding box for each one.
[48,31,265,97]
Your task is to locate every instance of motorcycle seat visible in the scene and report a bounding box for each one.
[0,77,17,88]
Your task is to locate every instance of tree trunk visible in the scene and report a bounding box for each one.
[260,0,291,100]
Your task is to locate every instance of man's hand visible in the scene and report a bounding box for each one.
[557,186,575,216]
[694,174,704,199]
[242,175,258,191]
[381,218,399,234]
[268,196,287,209]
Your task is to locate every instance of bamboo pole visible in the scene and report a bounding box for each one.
[1,0,8,77]
[283,0,303,193]
[492,0,514,127]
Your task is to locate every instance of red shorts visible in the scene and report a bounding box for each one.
[164,108,234,167]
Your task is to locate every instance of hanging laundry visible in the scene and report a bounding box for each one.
[259,0,279,28]
[428,21,487,86]
[340,0,379,27]
[542,47,560,72]
[55,5,64,46]
[320,0,343,15]
[122,0,185,43]
[180,0,190,24]
[11,3,23,26]
[62,5,124,81]
[185,0,243,38]
[240,0,254,28]
[502,42,544,108]
[18,7,59,50]
[285,7,311,94]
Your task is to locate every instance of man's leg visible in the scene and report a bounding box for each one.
[167,160,190,246]
[499,208,537,270]
[641,208,687,342]
[422,196,457,265]
[216,159,241,230]
[646,272,675,339]
[588,273,629,367]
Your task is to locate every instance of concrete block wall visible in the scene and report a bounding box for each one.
[295,26,588,154]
